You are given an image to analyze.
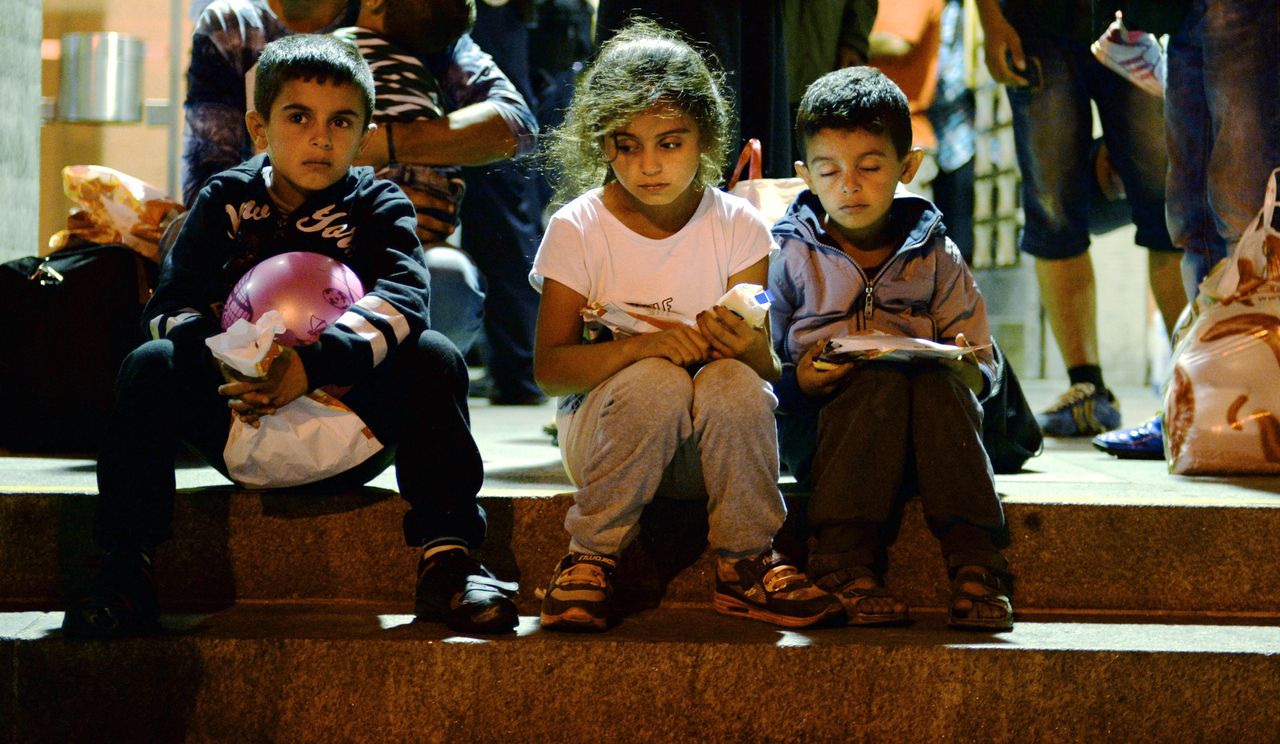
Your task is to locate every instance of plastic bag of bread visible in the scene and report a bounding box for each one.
[1164,170,1280,475]
[46,165,183,262]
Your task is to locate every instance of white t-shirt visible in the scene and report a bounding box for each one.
[530,187,777,319]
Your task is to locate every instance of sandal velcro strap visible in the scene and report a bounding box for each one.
[952,568,1007,595]
[761,564,811,594]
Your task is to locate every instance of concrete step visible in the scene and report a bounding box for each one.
[4,487,1280,619]
[4,605,1278,742]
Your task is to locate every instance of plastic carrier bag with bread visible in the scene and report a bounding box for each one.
[1164,168,1280,475]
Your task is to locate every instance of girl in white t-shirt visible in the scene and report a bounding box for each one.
[529,20,842,632]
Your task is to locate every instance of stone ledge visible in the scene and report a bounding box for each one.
[5,606,1280,742]
[4,488,1280,617]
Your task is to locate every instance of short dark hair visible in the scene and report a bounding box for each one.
[795,66,912,159]
[254,34,375,126]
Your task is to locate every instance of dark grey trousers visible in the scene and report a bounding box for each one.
[804,364,1009,580]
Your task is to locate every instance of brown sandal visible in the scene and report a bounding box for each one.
[948,568,1013,632]
[818,566,909,626]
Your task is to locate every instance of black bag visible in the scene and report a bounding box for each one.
[0,243,156,452]
[982,341,1043,474]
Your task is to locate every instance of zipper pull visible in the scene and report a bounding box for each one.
[29,260,64,286]
[864,284,874,321]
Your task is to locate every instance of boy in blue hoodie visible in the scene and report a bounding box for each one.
[63,34,517,639]
[770,67,1012,631]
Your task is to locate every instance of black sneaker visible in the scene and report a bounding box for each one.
[62,550,161,639]
[539,553,616,632]
[714,551,844,628]
[414,548,519,634]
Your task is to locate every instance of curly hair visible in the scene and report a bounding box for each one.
[543,18,733,206]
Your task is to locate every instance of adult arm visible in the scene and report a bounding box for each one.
[182,9,262,207]
[973,0,1031,86]
[355,33,538,169]
[869,0,939,58]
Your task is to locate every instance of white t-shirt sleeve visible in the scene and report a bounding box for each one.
[725,194,780,276]
[530,208,591,297]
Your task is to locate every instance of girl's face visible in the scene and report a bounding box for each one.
[603,104,703,213]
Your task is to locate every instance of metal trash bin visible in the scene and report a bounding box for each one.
[57,32,145,123]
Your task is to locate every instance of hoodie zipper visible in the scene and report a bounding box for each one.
[783,198,941,332]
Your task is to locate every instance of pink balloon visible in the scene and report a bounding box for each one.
[222,252,365,347]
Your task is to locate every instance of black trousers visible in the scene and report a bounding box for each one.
[783,364,1008,579]
[93,329,487,553]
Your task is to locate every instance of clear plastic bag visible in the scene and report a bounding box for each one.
[1164,169,1280,475]
[47,165,183,261]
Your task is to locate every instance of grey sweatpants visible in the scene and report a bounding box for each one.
[556,357,786,558]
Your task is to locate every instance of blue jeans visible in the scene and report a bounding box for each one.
[424,246,485,358]
[1007,33,1174,259]
[1166,0,1280,299]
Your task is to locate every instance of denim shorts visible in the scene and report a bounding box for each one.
[1007,34,1176,260]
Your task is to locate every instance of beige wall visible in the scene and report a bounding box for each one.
[40,0,191,256]
[2,0,43,262]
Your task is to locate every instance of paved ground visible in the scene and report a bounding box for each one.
[2,379,1278,503]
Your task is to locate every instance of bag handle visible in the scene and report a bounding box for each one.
[727,138,763,190]
[1265,167,1280,224]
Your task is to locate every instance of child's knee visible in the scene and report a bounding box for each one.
[398,330,468,379]
[615,357,694,401]
[118,339,180,383]
[913,367,977,410]
[693,359,775,409]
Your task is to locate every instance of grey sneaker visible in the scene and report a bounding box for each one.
[539,553,616,632]
[713,551,844,628]
[1036,382,1121,437]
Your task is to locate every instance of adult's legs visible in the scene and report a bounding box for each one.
[1148,251,1186,337]
[1087,48,1187,336]
[1166,0,1280,299]
[1035,253,1097,369]
[422,246,485,359]
[459,162,544,403]
[1008,36,1123,435]
[932,157,976,264]
[1007,36,1096,370]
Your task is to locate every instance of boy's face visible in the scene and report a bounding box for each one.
[246,77,374,210]
[795,127,923,246]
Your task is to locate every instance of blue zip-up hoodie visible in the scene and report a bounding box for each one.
[768,188,996,412]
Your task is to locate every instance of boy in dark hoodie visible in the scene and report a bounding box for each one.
[63,34,518,639]
[770,66,1012,631]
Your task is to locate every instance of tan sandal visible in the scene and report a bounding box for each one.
[948,568,1013,632]
[818,566,909,626]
